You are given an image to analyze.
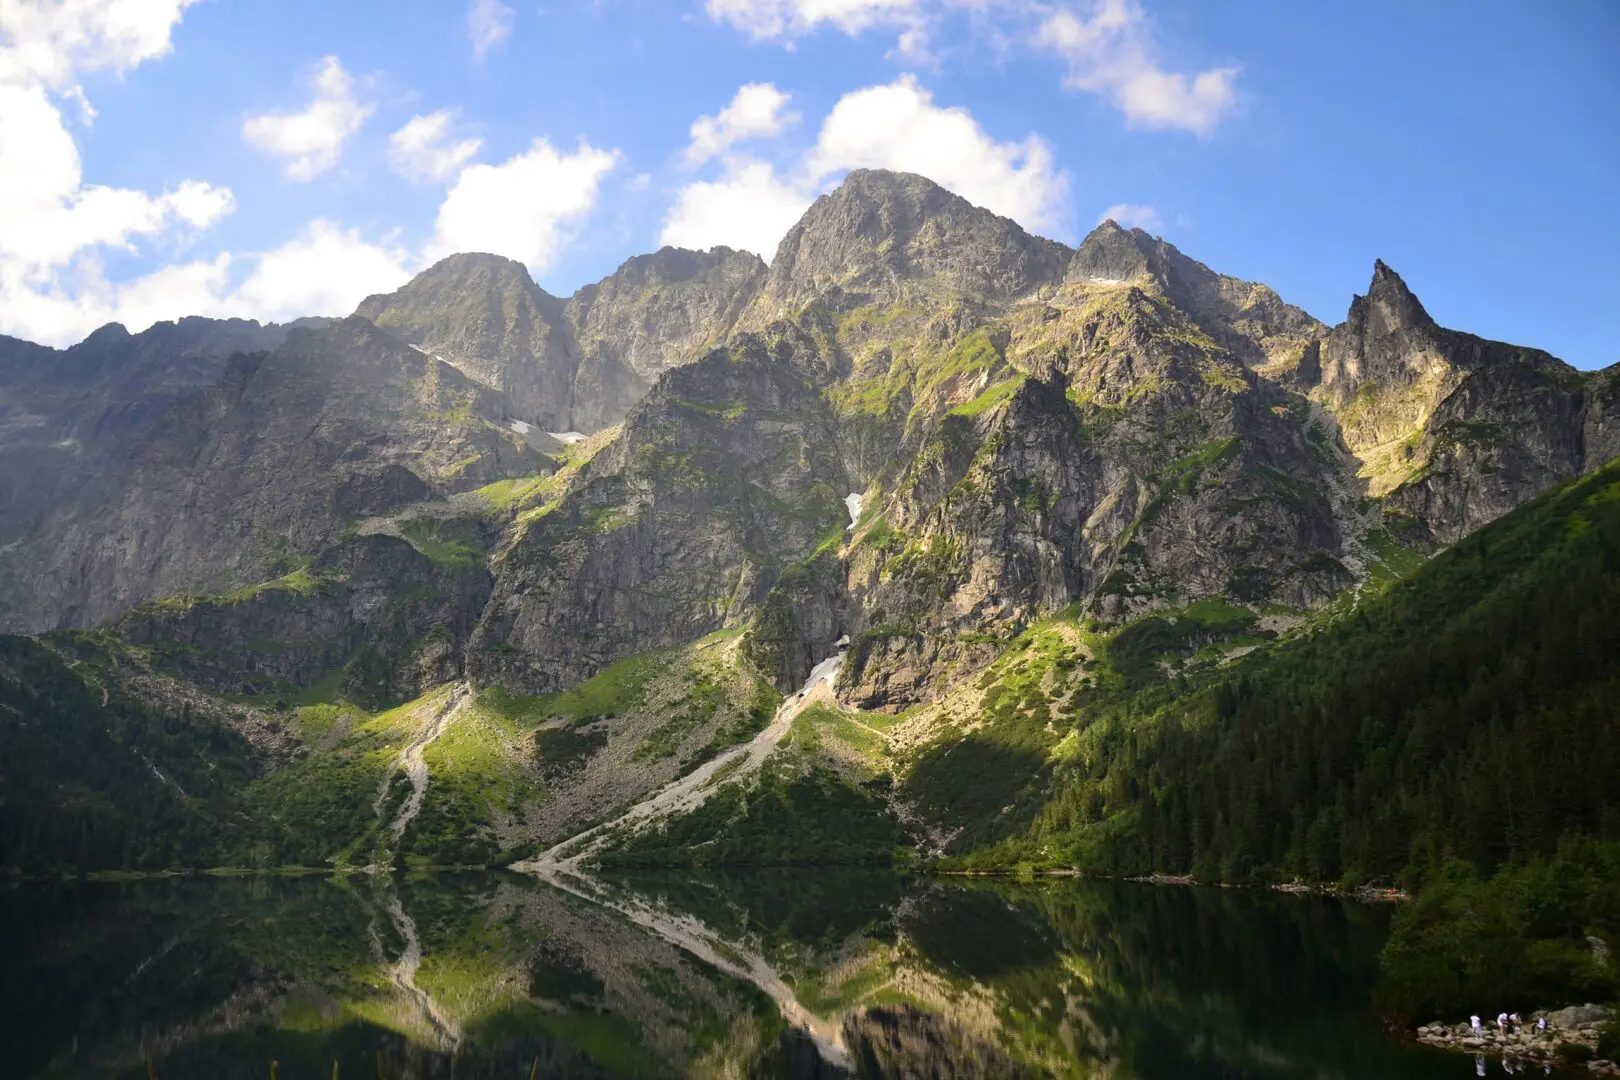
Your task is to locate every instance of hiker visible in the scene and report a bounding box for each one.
[1472,1014,1484,1034]
[1511,1012,1523,1032]
[1536,1016,1549,1033]
[1498,1011,1509,1032]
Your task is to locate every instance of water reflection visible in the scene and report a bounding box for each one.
[0,871,1578,1078]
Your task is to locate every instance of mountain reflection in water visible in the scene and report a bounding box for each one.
[0,871,1568,1079]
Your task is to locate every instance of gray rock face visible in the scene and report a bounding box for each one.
[117,532,492,708]
[355,252,582,430]
[357,247,769,434]
[0,317,546,632]
[748,169,1072,321]
[467,326,850,693]
[566,245,766,430]
[1311,260,1617,542]
[0,316,305,546]
[1068,220,1327,371]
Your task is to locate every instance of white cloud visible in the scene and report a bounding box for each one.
[0,0,246,346]
[705,0,1239,136]
[225,221,411,322]
[0,84,233,295]
[1036,0,1237,136]
[806,75,1067,232]
[389,109,483,182]
[1097,202,1160,231]
[705,0,920,39]
[660,159,812,260]
[242,56,373,181]
[426,138,620,270]
[0,253,231,346]
[685,82,799,168]
[468,0,515,59]
[0,5,472,346]
[663,75,1069,261]
[0,0,201,88]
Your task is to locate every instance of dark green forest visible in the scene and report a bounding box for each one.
[0,635,258,875]
[936,458,1620,887]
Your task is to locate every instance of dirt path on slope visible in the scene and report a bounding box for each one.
[386,684,470,840]
[520,653,844,871]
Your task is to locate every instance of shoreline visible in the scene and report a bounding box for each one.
[7,861,1408,904]
[1414,1006,1616,1075]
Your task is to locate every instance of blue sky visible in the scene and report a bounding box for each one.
[1,0,1615,369]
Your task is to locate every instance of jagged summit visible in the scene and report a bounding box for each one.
[751,168,1071,315]
[1355,258,1436,334]
[1068,219,1159,282]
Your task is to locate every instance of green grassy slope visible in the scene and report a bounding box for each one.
[922,459,1620,884]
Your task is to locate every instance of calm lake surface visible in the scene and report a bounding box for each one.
[0,870,1574,1079]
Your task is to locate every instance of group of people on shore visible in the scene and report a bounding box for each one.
[1471,1012,1550,1037]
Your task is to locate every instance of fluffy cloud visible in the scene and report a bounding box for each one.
[389,109,483,182]
[660,160,812,260]
[1035,0,1237,135]
[468,0,515,59]
[0,0,200,88]
[225,221,411,322]
[242,56,373,181]
[1097,202,1160,231]
[0,221,413,345]
[705,0,921,39]
[705,0,1239,136]
[662,76,1069,261]
[807,76,1067,231]
[426,138,621,270]
[685,83,799,168]
[0,2,240,345]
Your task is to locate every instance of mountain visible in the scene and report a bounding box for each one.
[1316,259,1618,542]
[355,245,767,433]
[0,316,548,631]
[0,168,1616,885]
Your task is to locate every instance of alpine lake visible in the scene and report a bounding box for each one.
[2,869,1579,1079]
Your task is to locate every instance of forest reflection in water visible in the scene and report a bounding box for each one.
[0,869,1571,1079]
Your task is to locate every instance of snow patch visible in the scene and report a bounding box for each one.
[508,419,534,435]
[547,431,588,444]
[844,492,863,529]
[408,343,425,353]
[1088,276,1127,285]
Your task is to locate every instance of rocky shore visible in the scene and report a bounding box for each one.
[1417,1004,1616,1073]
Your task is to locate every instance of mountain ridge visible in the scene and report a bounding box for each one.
[0,168,1617,887]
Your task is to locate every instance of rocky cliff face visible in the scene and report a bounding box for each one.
[565,246,766,430]
[355,253,583,430]
[0,317,547,632]
[117,532,493,708]
[0,167,1614,719]
[468,325,849,693]
[356,247,767,434]
[748,169,1071,321]
[1311,260,1614,542]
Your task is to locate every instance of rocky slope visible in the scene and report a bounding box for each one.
[1,168,1618,879]
[0,316,548,632]
[355,245,767,434]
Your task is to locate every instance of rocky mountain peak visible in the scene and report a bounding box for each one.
[750,168,1071,316]
[80,322,134,346]
[392,252,553,299]
[353,251,575,428]
[1067,219,1158,283]
[1348,259,1435,338]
